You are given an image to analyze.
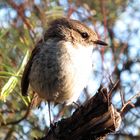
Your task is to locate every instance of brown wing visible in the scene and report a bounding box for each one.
[21,46,40,96]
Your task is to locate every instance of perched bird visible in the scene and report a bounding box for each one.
[21,18,107,122]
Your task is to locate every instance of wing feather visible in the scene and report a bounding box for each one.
[21,46,40,96]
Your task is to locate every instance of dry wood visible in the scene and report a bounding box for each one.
[37,86,121,140]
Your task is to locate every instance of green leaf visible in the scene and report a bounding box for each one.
[1,76,18,101]
[0,51,29,101]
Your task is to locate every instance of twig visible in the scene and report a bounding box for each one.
[4,126,14,140]
[7,0,36,42]
[119,88,125,107]
[120,92,140,114]
[1,99,32,126]
[108,80,119,99]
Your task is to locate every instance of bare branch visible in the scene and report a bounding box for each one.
[120,92,140,115]
[37,86,121,140]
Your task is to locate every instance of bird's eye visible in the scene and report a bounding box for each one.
[81,32,89,38]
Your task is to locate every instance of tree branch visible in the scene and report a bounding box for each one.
[37,86,122,140]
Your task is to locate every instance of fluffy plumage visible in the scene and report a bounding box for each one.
[21,18,107,105]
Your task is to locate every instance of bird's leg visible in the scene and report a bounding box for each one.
[73,101,81,108]
[48,101,52,127]
[47,101,59,138]
[72,101,84,113]
[73,101,79,107]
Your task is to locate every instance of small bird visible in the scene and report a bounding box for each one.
[21,18,107,122]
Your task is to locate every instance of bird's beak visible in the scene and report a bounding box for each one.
[94,40,108,46]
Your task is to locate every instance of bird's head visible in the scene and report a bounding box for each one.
[44,18,107,47]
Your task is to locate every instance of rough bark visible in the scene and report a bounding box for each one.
[37,86,121,140]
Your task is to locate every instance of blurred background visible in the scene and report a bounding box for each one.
[0,0,140,139]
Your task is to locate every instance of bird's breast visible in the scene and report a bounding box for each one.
[29,41,93,104]
[63,42,93,104]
